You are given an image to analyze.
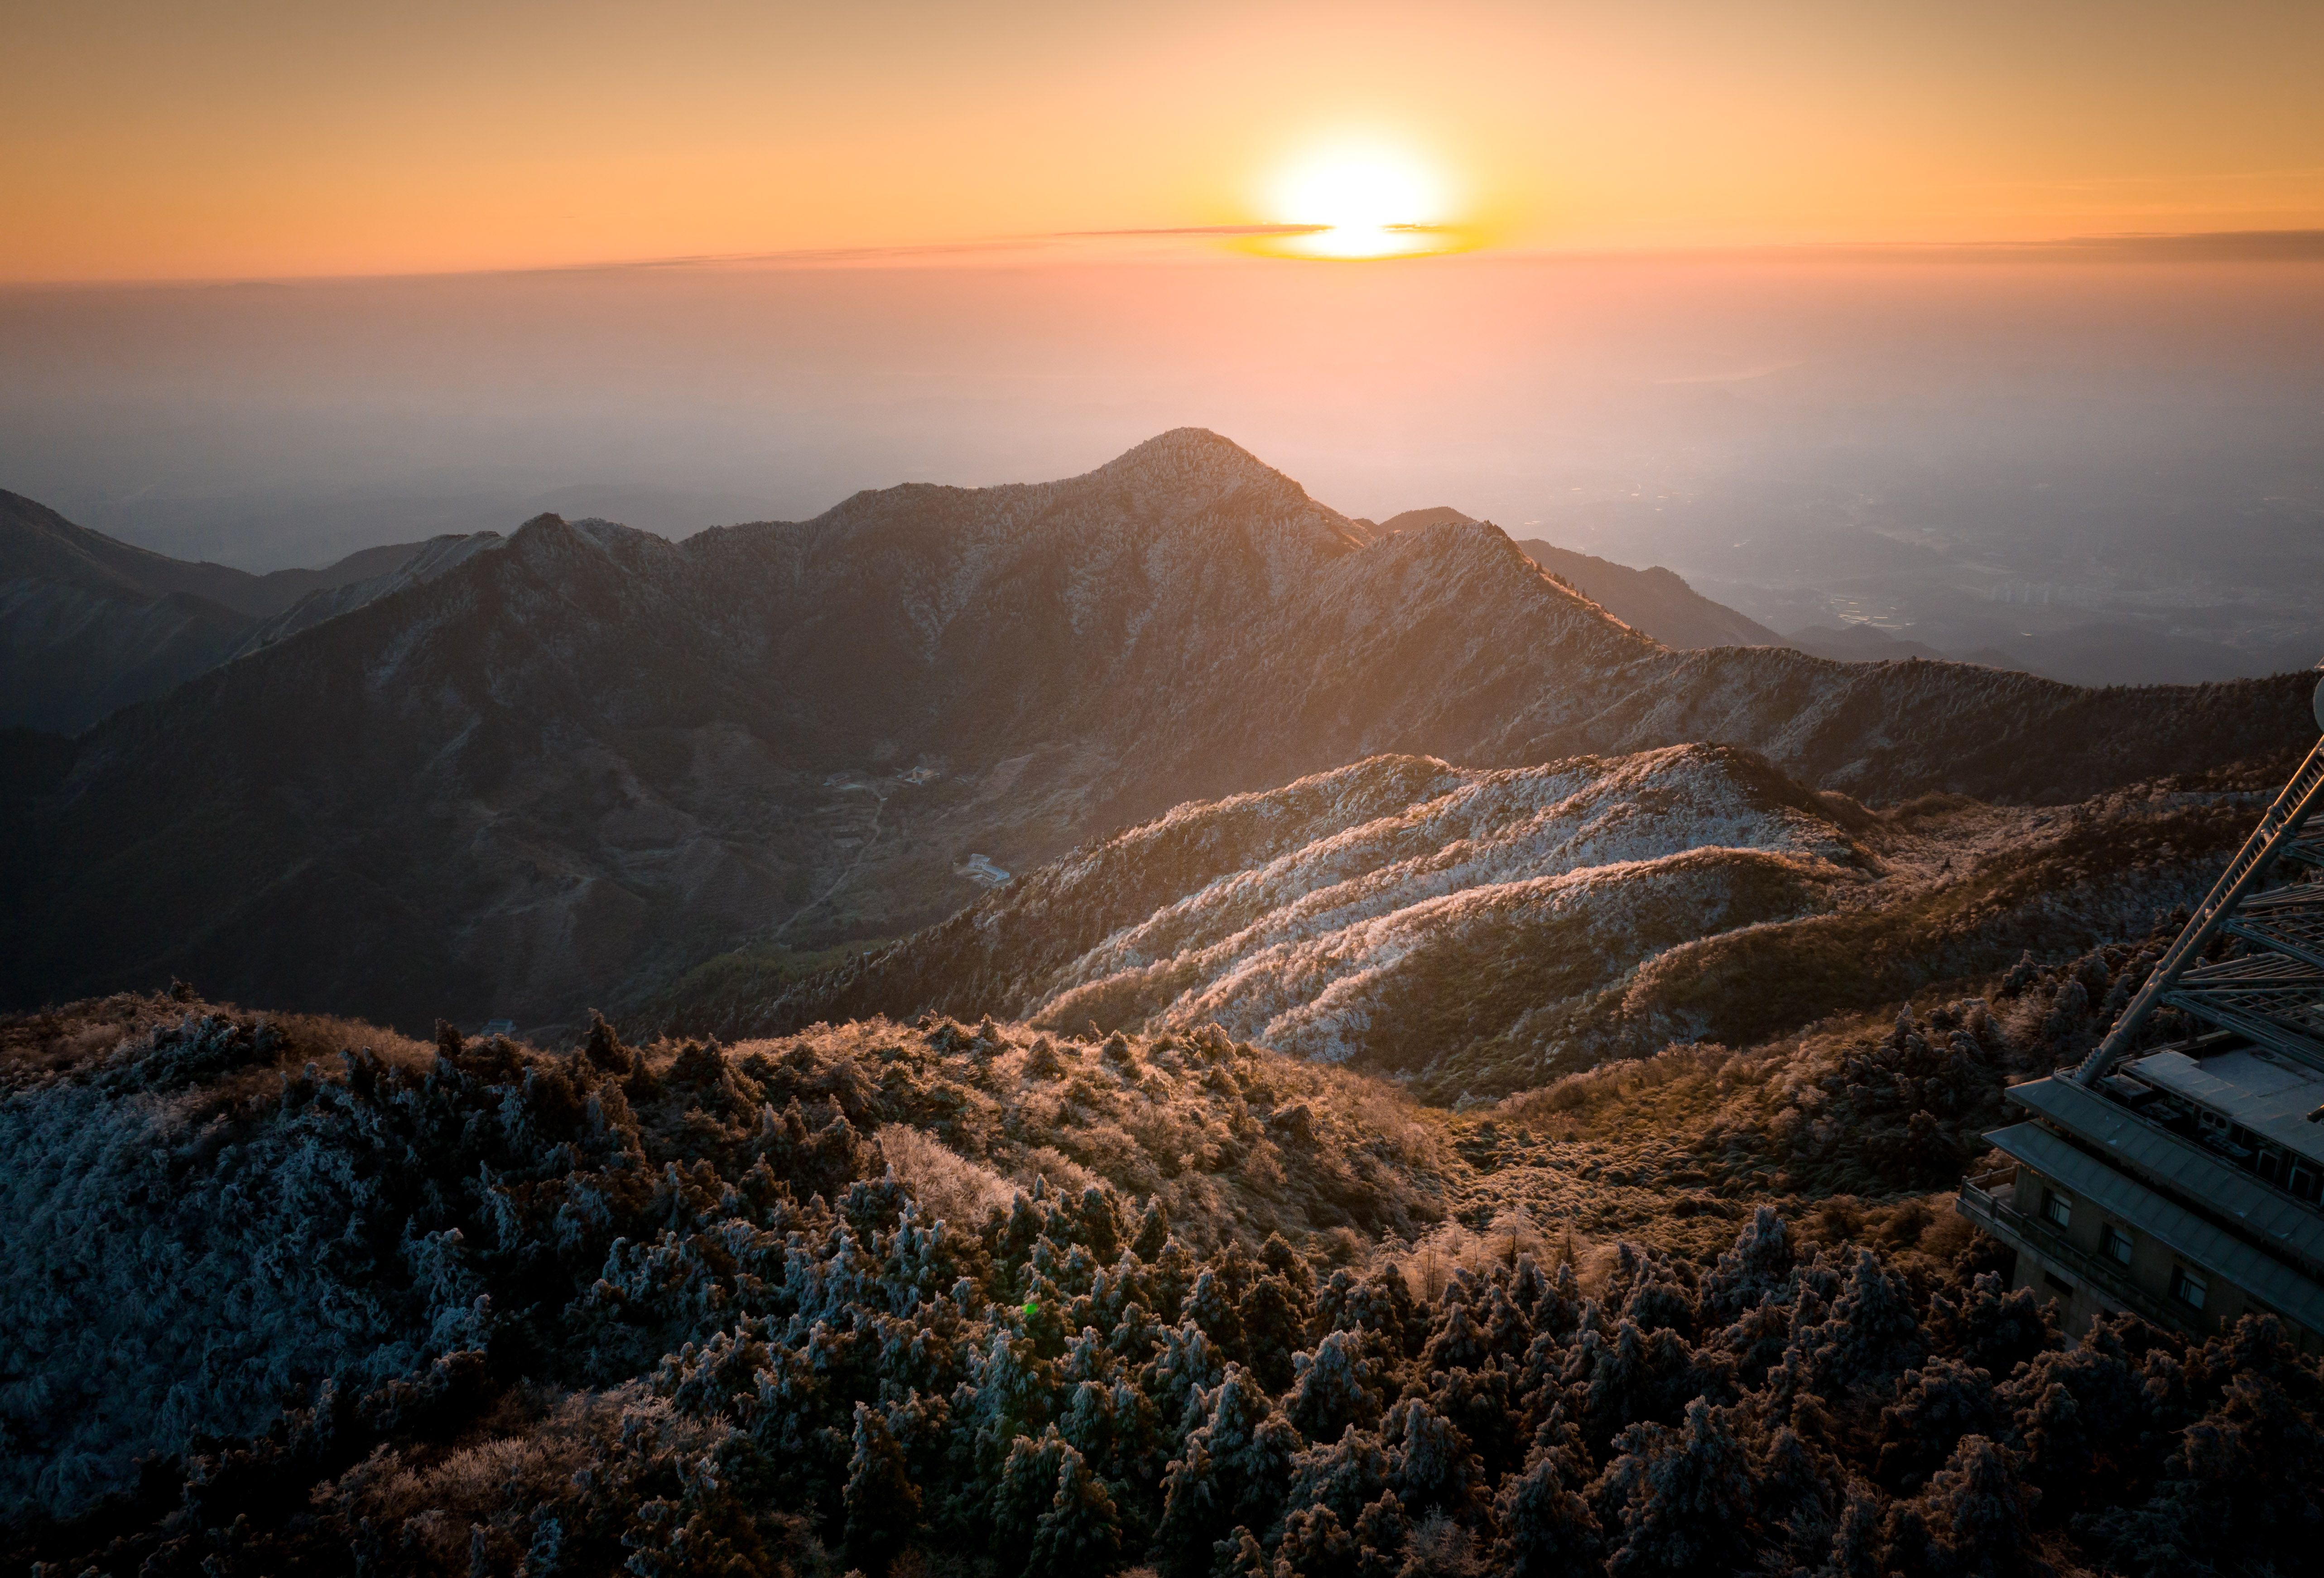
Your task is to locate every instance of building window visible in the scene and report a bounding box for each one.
[2292,1165,2322,1205]
[2043,1270,2075,1298]
[2102,1225,2133,1265]
[2042,1188,2071,1229]
[2170,1266,2209,1310]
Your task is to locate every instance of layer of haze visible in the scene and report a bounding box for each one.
[9,1,2324,280]
[6,247,2323,684]
[8,0,2324,684]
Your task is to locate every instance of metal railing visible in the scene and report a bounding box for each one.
[1955,1178,2188,1333]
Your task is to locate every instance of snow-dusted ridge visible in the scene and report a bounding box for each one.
[748,737,2276,1102]
[760,743,1876,1078]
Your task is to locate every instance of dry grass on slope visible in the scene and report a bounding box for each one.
[722,1015,1459,1251]
[0,988,437,1097]
[745,989,2080,1304]
[1421,914,2209,1289]
[718,746,2293,1121]
[1404,769,2270,1103]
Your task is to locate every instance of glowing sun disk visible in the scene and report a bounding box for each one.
[1265,143,1453,259]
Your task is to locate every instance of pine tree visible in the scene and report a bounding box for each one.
[1073,1185,1122,1262]
[1346,1263,1418,1359]
[1286,1330,1385,1444]
[996,1428,1073,1562]
[1927,1272,2054,1377]
[1259,1231,1316,1299]
[1150,1319,1226,1433]
[1601,1398,1756,1578]
[1131,1198,1171,1262]
[1027,1439,1123,1578]
[1877,1360,1999,1492]
[1429,1362,1523,1482]
[582,1008,633,1073]
[1381,1396,1482,1520]
[2045,979,2091,1039]
[1917,1434,2038,1578]
[1823,1482,1887,1578]
[1510,1253,1549,1321]
[1800,1249,1928,1398]
[1760,1423,1844,1556]
[1155,1366,1298,1577]
[1419,1299,1489,1375]
[1277,1502,1359,1578]
[972,1329,1058,1470]
[1492,1435,1603,1577]
[1186,1267,1245,1355]
[844,1400,920,1567]
[1150,1235,1198,1323]
[1216,1526,1269,1578]
[1239,1273,1304,1392]
[1283,1421,1393,1526]
[1351,1489,1414,1578]
[1480,1283,1534,1363]
[1699,1207,1795,1324]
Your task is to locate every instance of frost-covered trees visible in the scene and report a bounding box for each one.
[5,998,2321,1578]
[1286,1331,1384,1443]
[844,1401,920,1564]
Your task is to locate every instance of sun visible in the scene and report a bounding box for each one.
[1262,141,1458,259]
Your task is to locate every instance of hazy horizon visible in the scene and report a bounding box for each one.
[8,241,2322,683]
[10,1,2324,689]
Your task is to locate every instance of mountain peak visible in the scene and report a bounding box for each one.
[1086,428,1287,493]
[1377,505,1478,534]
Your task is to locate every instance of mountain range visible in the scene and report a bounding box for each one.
[0,489,497,733]
[2,430,2314,1036]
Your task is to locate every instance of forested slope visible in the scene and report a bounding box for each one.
[4,969,2314,1577]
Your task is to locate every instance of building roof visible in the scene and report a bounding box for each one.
[2006,1075,2324,1269]
[1986,1121,2324,1333]
[2126,1046,2324,1166]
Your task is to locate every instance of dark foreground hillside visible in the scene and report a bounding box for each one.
[5,982,2315,1577]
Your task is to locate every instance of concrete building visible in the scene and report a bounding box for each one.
[1957,1045,2324,1346]
[1958,683,2324,1348]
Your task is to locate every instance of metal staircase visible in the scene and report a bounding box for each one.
[2074,681,2324,1086]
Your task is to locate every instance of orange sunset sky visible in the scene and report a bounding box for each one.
[8,0,2324,283]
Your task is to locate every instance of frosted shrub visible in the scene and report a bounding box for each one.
[876,1124,1014,1225]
